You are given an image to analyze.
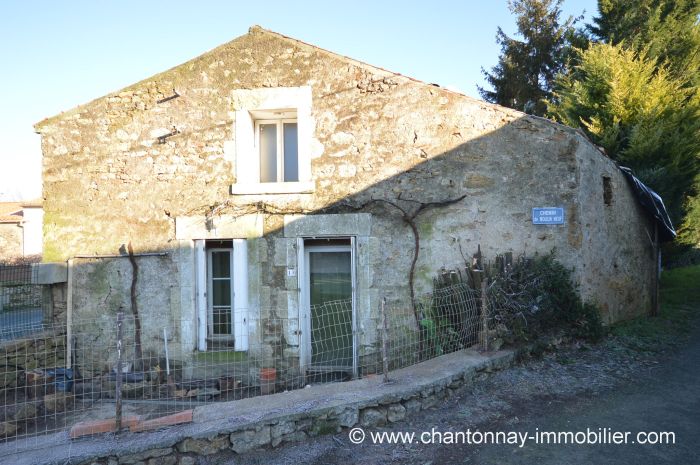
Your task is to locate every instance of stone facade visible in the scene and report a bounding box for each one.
[0,223,23,262]
[35,27,655,374]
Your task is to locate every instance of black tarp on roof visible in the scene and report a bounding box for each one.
[619,166,676,242]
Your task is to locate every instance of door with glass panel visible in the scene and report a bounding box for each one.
[207,248,234,338]
[303,242,355,373]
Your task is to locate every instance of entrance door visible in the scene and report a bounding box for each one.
[194,239,248,352]
[301,239,356,376]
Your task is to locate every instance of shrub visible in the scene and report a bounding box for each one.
[489,253,604,344]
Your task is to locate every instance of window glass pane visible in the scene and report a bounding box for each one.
[213,308,232,335]
[213,280,231,306]
[283,123,298,182]
[259,123,277,182]
[309,252,352,305]
[211,251,230,278]
[309,251,353,367]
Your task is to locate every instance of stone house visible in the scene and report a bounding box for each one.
[34,26,660,379]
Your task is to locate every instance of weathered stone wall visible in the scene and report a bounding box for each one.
[0,223,23,262]
[36,23,654,358]
[68,255,180,376]
[574,144,656,323]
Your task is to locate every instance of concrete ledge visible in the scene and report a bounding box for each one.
[0,349,514,465]
[284,213,372,237]
[32,263,67,284]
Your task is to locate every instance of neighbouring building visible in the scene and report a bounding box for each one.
[34,26,664,381]
[0,201,43,261]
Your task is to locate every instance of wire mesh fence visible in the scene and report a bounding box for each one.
[0,265,49,342]
[380,284,484,373]
[0,281,495,452]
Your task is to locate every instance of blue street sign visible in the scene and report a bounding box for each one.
[532,207,565,225]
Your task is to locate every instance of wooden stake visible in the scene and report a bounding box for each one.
[381,297,389,383]
[481,279,489,352]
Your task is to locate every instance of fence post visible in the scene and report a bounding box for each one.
[115,311,124,432]
[481,279,489,352]
[381,297,389,383]
[66,258,74,369]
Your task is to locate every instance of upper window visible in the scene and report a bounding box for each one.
[255,112,299,183]
[229,86,314,195]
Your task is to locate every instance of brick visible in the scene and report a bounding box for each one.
[70,415,141,439]
[129,410,193,433]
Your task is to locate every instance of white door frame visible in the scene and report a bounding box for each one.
[194,239,249,352]
[298,238,357,378]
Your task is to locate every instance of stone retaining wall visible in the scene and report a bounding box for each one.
[0,332,66,393]
[56,350,515,465]
[0,332,68,439]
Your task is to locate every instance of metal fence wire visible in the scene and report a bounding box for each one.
[0,265,49,342]
[0,282,494,453]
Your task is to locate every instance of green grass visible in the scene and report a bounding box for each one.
[610,265,700,352]
[194,351,248,363]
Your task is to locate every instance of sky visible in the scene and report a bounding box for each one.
[0,0,595,201]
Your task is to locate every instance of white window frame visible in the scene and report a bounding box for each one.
[255,117,298,183]
[229,86,314,195]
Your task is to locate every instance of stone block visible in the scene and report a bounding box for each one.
[271,420,296,439]
[147,457,176,465]
[337,407,359,427]
[230,426,271,453]
[121,382,152,399]
[309,418,341,437]
[0,370,20,389]
[43,392,73,413]
[387,403,406,423]
[274,431,307,447]
[12,402,39,422]
[360,407,387,427]
[295,418,313,431]
[0,421,17,438]
[421,395,438,410]
[118,447,173,464]
[403,398,422,414]
[177,435,229,455]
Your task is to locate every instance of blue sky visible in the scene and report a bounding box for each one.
[0,0,594,200]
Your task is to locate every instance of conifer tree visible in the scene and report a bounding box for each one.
[479,0,579,116]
